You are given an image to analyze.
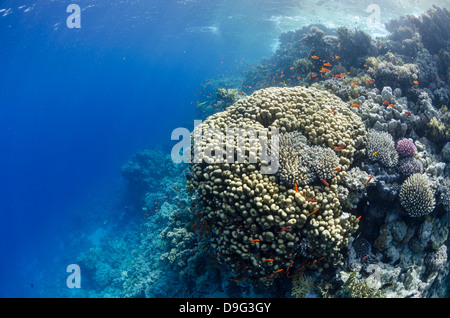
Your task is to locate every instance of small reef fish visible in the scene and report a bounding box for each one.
[335,56,340,59]
[366,175,373,188]
[413,81,419,85]
[359,254,370,263]
[388,104,395,107]
[405,111,412,116]
[382,101,389,105]
[366,79,375,85]
[330,108,336,115]
[323,62,332,67]
[332,167,341,172]
[304,193,318,202]
[355,216,362,223]
[320,178,330,189]
[353,103,360,108]
[264,259,274,262]
[372,151,378,156]
[334,144,346,151]
[308,208,319,217]
[276,226,292,233]
[340,73,346,77]
[351,82,358,86]
[319,67,330,73]
[251,239,260,243]
[290,66,295,70]
[273,269,283,274]
[311,55,320,59]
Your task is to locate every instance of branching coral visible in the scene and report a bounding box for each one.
[366,129,399,167]
[278,131,340,187]
[399,173,436,217]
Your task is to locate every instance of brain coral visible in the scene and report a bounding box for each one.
[399,173,436,217]
[189,86,366,285]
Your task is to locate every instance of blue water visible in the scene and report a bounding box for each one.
[0,0,448,298]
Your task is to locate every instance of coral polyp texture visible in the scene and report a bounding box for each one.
[399,173,436,217]
[366,129,399,167]
[189,86,367,285]
[396,138,417,157]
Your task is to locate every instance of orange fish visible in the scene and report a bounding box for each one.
[308,208,319,217]
[273,269,283,274]
[290,66,295,70]
[332,167,341,172]
[311,55,319,59]
[355,216,362,223]
[323,62,332,67]
[320,178,330,189]
[388,104,395,107]
[304,194,318,203]
[359,254,370,263]
[379,45,382,49]
[382,101,389,105]
[264,259,274,262]
[320,67,330,73]
[366,175,373,188]
[340,73,346,77]
[353,103,360,108]
[335,56,340,59]
[352,82,358,86]
[405,111,412,116]
[366,79,375,85]
[311,74,317,78]
[334,144,346,151]
[413,81,419,85]
[251,239,260,243]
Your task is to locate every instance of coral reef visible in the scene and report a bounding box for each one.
[189,86,366,285]
[73,5,450,299]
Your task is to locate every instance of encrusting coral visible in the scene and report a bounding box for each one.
[189,86,366,285]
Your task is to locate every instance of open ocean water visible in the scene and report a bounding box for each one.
[0,0,449,301]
